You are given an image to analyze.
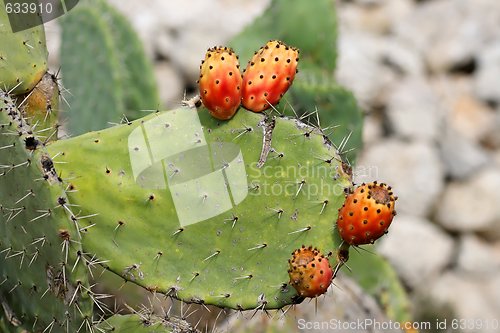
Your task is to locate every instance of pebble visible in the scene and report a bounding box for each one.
[474,44,500,104]
[394,0,500,73]
[377,215,454,289]
[439,127,490,179]
[426,272,498,333]
[386,77,442,141]
[457,234,500,275]
[154,62,184,109]
[436,168,500,232]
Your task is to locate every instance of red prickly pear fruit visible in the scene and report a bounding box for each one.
[288,245,333,298]
[337,181,397,246]
[241,40,299,112]
[198,46,242,120]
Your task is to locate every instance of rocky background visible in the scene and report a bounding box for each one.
[44,0,500,331]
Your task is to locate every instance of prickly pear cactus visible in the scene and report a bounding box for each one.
[40,106,352,310]
[60,0,160,135]
[0,0,48,95]
[97,314,196,333]
[0,92,93,332]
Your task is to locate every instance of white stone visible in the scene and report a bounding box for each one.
[377,215,454,289]
[338,0,414,35]
[336,32,396,109]
[394,0,500,73]
[44,20,61,69]
[474,43,500,104]
[426,272,498,333]
[153,0,270,81]
[362,113,384,147]
[355,139,444,217]
[432,76,496,143]
[154,62,184,109]
[457,235,500,274]
[439,127,490,179]
[437,168,500,232]
[386,77,442,141]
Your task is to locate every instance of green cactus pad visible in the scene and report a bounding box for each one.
[0,0,48,95]
[0,92,92,332]
[347,248,412,324]
[230,0,337,72]
[60,0,159,136]
[43,107,352,310]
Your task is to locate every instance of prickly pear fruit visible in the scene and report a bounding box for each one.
[288,245,333,298]
[337,182,397,246]
[241,40,299,112]
[198,46,242,120]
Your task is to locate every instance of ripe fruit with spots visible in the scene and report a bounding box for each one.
[198,46,242,120]
[241,40,299,112]
[288,245,333,298]
[337,181,397,246]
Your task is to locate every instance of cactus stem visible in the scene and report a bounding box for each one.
[288,226,311,235]
[257,115,275,168]
[247,243,267,251]
[203,250,220,262]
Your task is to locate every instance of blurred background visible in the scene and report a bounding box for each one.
[43,0,500,331]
